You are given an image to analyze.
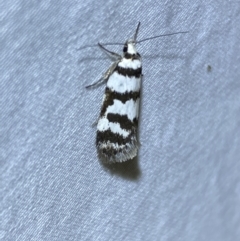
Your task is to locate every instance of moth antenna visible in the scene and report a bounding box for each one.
[77,42,122,50]
[137,31,189,44]
[100,30,188,46]
[77,26,188,50]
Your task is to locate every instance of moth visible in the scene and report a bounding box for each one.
[84,22,188,163]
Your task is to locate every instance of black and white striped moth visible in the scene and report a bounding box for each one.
[84,22,188,163]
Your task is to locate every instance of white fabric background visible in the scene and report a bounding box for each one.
[1,0,240,240]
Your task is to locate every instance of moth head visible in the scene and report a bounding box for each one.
[122,22,141,57]
[123,39,137,55]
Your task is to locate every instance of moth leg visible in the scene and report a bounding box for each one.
[98,42,121,60]
[91,118,99,127]
[85,61,119,88]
